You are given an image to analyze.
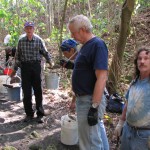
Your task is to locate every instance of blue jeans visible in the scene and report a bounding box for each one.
[100,120,109,150]
[76,95,104,150]
[120,122,150,150]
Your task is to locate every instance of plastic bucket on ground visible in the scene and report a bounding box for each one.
[7,86,22,101]
[45,72,60,90]
[0,75,10,93]
[5,76,22,101]
[61,114,78,145]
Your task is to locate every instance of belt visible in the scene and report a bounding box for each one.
[21,60,41,64]
[75,93,88,97]
[127,122,150,130]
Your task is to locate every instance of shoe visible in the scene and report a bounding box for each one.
[24,116,33,122]
[43,110,51,116]
[37,116,44,123]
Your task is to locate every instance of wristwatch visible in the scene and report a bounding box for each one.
[92,102,99,108]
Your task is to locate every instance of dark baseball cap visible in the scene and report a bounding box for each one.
[24,21,34,27]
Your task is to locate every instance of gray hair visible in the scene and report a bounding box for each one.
[68,15,93,32]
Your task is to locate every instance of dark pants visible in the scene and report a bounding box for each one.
[21,61,44,117]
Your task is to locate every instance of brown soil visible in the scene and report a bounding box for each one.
[0,88,119,150]
[0,89,80,150]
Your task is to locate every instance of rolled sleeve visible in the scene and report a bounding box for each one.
[39,39,52,63]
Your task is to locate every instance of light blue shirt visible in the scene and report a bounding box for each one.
[126,78,150,127]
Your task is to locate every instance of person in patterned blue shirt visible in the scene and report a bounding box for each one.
[11,21,53,123]
[115,47,150,150]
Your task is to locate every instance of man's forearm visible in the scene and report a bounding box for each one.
[92,70,107,104]
[120,103,127,121]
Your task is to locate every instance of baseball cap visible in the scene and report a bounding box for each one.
[24,21,34,28]
[60,39,78,51]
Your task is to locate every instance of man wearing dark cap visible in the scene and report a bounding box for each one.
[11,21,53,123]
[60,39,78,60]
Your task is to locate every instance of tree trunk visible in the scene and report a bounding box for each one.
[87,0,91,17]
[45,0,50,36]
[45,0,53,36]
[59,0,68,58]
[108,0,135,94]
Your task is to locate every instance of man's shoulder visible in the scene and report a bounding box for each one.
[95,37,108,52]
[93,37,105,44]
[19,34,28,41]
[33,34,43,41]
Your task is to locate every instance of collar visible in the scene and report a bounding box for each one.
[25,34,35,41]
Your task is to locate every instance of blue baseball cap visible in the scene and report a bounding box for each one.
[24,21,34,28]
[60,39,78,51]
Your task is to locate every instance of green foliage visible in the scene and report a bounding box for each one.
[137,0,150,8]
[3,146,17,150]
[50,26,70,43]
[91,17,108,37]
[50,27,60,42]
[0,0,147,52]
[0,9,8,18]
[0,0,46,46]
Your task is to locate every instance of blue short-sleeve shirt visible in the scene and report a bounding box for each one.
[72,37,108,94]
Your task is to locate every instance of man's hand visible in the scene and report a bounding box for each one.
[60,59,74,69]
[87,106,98,126]
[10,70,16,78]
[114,119,125,137]
[49,61,54,69]
[60,59,67,67]
[70,96,76,112]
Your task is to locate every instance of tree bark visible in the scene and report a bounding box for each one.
[59,0,68,58]
[87,0,91,17]
[108,0,135,94]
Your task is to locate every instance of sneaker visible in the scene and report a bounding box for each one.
[43,110,51,116]
[24,116,33,122]
[36,116,44,123]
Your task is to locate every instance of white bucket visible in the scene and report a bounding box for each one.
[0,75,10,93]
[61,114,78,145]
[45,72,60,90]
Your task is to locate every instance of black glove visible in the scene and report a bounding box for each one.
[60,59,74,69]
[87,107,98,126]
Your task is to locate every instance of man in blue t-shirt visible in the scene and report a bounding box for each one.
[115,47,150,150]
[68,15,108,150]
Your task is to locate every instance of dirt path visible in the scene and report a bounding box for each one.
[0,89,119,150]
[0,89,79,150]
[0,48,118,150]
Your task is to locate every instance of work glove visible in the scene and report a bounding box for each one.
[114,119,125,137]
[87,107,98,126]
[60,59,74,69]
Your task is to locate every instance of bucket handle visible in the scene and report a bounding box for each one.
[45,70,59,76]
[6,75,21,85]
[62,114,77,126]
[68,115,76,121]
